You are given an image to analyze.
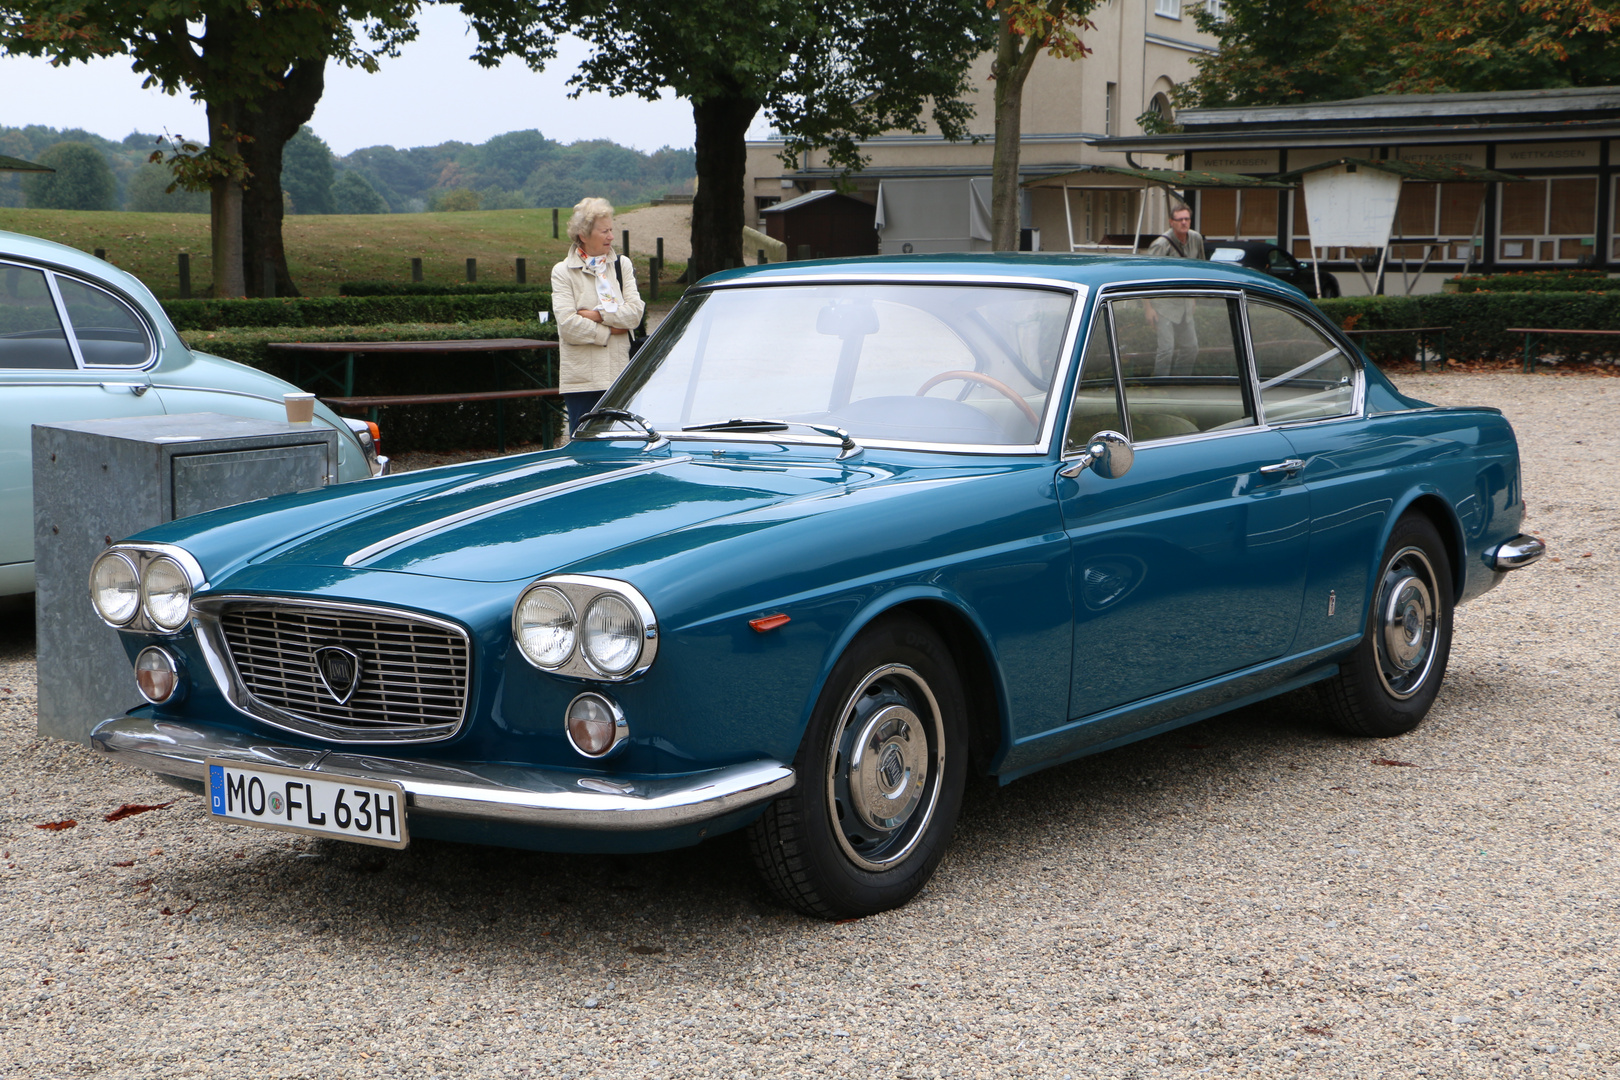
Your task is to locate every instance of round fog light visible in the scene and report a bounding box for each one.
[565,692,627,757]
[134,646,182,704]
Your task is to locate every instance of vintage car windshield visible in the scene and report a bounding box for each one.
[589,282,1076,448]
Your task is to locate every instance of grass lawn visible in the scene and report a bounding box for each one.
[0,206,683,298]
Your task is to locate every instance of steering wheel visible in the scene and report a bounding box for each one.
[916,370,1041,430]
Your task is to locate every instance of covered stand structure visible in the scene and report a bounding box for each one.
[0,154,52,174]
[1023,165,1293,254]
[1275,158,1523,295]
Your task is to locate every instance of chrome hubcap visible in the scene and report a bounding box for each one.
[1375,547,1440,699]
[827,665,944,871]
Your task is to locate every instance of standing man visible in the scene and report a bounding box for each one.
[1144,204,1206,375]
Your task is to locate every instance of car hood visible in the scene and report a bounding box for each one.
[156,446,882,586]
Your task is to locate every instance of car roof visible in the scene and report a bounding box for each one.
[701,251,1295,294]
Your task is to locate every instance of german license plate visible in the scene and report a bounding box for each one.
[205,759,408,849]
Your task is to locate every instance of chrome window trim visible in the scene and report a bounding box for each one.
[513,574,659,681]
[625,276,1090,457]
[191,595,473,744]
[94,542,209,633]
[0,256,160,372]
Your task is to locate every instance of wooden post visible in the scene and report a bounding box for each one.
[758,249,767,265]
[656,237,665,263]
[649,258,660,302]
[93,248,106,260]
[178,253,191,299]
[516,257,527,284]
[622,229,629,255]
[552,208,559,239]
[466,258,477,282]
[411,257,423,283]
[262,260,276,299]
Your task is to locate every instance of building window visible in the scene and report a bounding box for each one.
[1611,176,1620,261]
[1198,189,1277,241]
[1155,0,1181,18]
[1498,176,1597,262]
[1205,0,1226,19]
[1389,182,1487,262]
[1078,189,1140,245]
[1105,83,1117,137]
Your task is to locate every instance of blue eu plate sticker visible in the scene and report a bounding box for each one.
[209,764,226,815]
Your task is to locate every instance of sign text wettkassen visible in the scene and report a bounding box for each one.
[206,759,408,848]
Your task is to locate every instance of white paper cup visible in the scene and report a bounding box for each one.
[284,392,316,424]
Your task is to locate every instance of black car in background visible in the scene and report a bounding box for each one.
[1207,240,1341,299]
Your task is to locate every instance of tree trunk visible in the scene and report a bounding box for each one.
[240,58,327,299]
[206,100,246,298]
[989,16,1042,253]
[689,90,761,282]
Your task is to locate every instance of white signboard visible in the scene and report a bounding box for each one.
[1301,165,1405,248]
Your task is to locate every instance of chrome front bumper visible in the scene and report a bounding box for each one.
[1490,533,1546,571]
[90,717,794,831]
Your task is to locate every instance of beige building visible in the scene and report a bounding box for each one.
[744,0,1224,248]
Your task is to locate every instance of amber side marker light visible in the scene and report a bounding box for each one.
[749,613,791,633]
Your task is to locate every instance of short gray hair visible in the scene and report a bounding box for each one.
[567,197,615,245]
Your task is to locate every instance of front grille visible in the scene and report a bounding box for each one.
[218,603,470,741]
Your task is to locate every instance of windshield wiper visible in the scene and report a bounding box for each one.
[682,417,862,460]
[577,408,669,452]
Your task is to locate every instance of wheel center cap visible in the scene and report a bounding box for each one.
[847,704,926,832]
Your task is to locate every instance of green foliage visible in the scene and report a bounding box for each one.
[331,171,390,214]
[1450,270,1620,293]
[162,292,555,331]
[23,142,118,211]
[123,162,210,213]
[282,127,335,214]
[339,281,550,296]
[430,189,482,212]
[0,125,159,209]
[1180,0,1620,108]
[182,318,561,451]
[1316,291,1620,364]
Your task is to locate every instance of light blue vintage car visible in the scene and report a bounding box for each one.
[87,254,1541,917]
[0,230,384,597]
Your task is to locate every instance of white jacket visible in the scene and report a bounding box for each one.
[551,249,646,394]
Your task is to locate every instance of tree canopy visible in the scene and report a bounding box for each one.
[1178,0,1620,108]
[282,126,336,215]
[23,141,117,210]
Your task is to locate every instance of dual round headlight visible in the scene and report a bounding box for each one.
[512,577,656,679]
[90,548,198,631]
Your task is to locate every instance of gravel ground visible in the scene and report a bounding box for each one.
[1,372,1615,1079]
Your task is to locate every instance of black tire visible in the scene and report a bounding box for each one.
[1319,514,1453,737]
[748,614,968,918]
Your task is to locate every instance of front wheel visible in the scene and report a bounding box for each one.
[748,614,968,918]
[1319,514,1453,737]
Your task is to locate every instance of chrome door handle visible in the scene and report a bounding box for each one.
[1259,458,1305,475]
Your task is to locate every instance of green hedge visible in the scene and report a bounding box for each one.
[1450,270,1619,293]
[1316,292,1620,364]
[339,281,552,297]
[162,293,553,332]
[184,319,561,452]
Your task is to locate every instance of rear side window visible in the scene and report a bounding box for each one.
[56,276,153,367]
[1247,301,1357,423]
[0,265,75,369]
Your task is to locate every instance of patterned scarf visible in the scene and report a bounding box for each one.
[580,248,622,313]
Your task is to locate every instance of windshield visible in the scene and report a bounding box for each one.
[587,282,1077,448]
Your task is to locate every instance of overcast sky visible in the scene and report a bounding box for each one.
[0,8,769,155]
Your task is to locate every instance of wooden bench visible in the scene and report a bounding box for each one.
[268,338,560,451]
[1341,326,1451,371]
[1504,327,1620,372]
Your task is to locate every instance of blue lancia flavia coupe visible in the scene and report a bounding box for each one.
[86,254,1541,917]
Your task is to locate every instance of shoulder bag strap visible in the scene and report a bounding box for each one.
[612,256,647,338]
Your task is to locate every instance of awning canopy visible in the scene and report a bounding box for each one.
[1276,157,1523,184]
[1024,165,1293,190]
[0,154,52,173]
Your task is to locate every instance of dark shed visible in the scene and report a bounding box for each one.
[763,190,878,259]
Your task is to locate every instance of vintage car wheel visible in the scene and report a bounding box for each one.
[1320,514,1454,737]
[748,614,968,918]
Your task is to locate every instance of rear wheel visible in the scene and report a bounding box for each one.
[1319,514,1453,737]
[748,614,967,918]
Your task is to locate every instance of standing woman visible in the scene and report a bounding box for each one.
[552,197,645,432]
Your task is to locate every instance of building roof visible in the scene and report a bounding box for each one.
[1275,157,1524,184]
[1024,165,1293,189]
[761,190,871,214]
[0,154,52,173]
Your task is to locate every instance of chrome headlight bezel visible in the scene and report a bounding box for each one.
[88,543,207,633]
[511,575,658,681]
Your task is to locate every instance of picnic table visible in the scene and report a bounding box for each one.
[1341,326,1451,371]
[1503,327,1620,372]
[266,338,560,452]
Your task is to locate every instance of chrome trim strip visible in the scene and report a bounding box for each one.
[91,716,795,831]
[344,456,690,567]
[191,595,473,744]
[1490,534,1546,571]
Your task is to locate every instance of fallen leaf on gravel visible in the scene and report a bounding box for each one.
[36,819,77,831]
[133,878,153,892]
[160,907,173,915]
[629,944,665,955]
[1304,1025,1334,1036]
[112,860,134,867]
[1373,758,1420,768]
[1580,552,1593,558]
[104,801,175,822]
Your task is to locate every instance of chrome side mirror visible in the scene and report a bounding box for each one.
[1059,430,1134,480]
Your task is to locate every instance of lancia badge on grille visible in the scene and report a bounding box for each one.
[313,645,362,705]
